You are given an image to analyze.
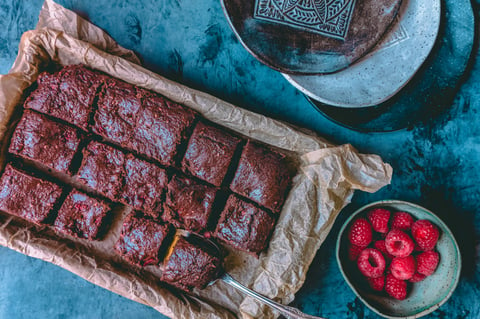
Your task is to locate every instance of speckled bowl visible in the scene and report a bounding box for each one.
[336,200,461,318]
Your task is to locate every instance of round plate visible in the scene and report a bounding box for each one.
[336,200,461,318]
[283,0,441,108]
[306,0,475,132]
[220,0,403,74]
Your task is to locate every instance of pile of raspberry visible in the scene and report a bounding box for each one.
[347,208,440,300]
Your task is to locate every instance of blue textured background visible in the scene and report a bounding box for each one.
[0,1,479,318]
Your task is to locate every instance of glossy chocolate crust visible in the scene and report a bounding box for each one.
[115,212,172,266]
[161,235,222,291]
[76,141,126,200]
[9,110,82,174]
[93,78,197,166]
[54,190,111,240]
[0,164,62,224]
[24,65,103,130]
[163,174,217,233]
[182,121,241,186]
[214,194,275,254]
[230,140,292,213]
[120,154,168,218]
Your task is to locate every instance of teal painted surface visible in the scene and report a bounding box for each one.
[0,0,479,318]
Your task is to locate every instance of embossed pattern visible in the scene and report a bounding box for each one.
[254,0,357,39]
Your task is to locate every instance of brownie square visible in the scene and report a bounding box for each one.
[161,235,222,291]
[132,92,197,166]
[182,121,241,186]
[92,77,140,146]
[230,141,293,213]
[214,195,275,255]
[9,110,82,174]
[163,174,217,233]
[0,164,62,224]
[120,154,168,218]
[115,213,171,266]
[25,65,103,130]
[75,141,126,200]
[94,84,197,166]
[54,190,111,240]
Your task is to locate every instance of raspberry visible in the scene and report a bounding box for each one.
[357,248,386,278]
[385,273,407,300]
[391,211,414,230]
[374,240,394,261]
[416,251,439,276]
[348,244,363,261]
[390,255,416,280]
[367,276,385,291]
[409,272,427,283]
[367,208,391,233]
[411,220,440,251]
[385,229,414,257]
[348,218,372,247]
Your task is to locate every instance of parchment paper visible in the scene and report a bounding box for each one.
[0,1,393,318]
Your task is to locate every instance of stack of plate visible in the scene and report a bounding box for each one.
[221,0,474,131]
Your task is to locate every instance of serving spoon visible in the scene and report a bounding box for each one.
[192,233,327,319]
[212,272,327,319]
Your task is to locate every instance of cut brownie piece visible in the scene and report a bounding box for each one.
[133,91,197,166]
[230,141,293,213]
[54,190,111,240]
[0,164,62,224]
[182,121,241,186]
[120,154,168,218]
[9,110,82,174]
[75,141,126,200]
[163,174,217,233]
[24,65,104,130]
[115,212,172,266]
[214,195,276,255]
[94,84,197,166]
[161,235,222,291]
[92,77,141,146]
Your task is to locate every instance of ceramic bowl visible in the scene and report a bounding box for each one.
[336,200,461,318]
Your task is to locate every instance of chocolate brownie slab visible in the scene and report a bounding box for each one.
[120,154,168,218]
[0,164,62,224]
[54,190,111,240]
[9,110,82,174]
[92,77,141,147]
[24,65,103,130]
[230,141,293,213]
[114,212,172,266]
[182,121,241,186]
[163,174,217,233]
[75,141,126,200]
[161,235,222,291]
[214,194,275,255]
[94,83,196,166]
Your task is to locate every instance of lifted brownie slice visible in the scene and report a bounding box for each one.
[182,121,241,187]
[0,164,62,224]
[214,195,275,255]
[9,110,82,174]
[25,65,103,130]
[230,141,293,213]
[120,154,168,218]
[54,190,111,240]
[115,212,172,266]
[161,235,222,291]
[75,141,126,200]
[92,77,141,147]
[132,91,197,166]
[163,174,217,233]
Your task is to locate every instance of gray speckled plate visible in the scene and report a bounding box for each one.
[283,0,440,107]
[336,200,461,318]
